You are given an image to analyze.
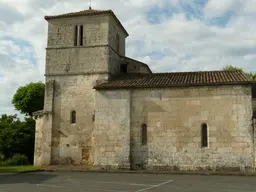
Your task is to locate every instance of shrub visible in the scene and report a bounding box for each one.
[10,154,29,165]
[0,153,5,161]
[0,159,12,166]
[0,115,35,164]
[0,154,29,166]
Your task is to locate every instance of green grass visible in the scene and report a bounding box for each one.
[0,165,42,173]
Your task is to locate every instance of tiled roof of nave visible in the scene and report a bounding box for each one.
[94,70,251,89]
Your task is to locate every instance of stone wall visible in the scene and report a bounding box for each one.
[108,16,127,56]
[129,85,254,170]
[108,45,121,76]
[34,80,55,166]
[45,14,127,76]
[121,56,152,74]
[46,47,110,75]
[48,74,107,166]
[47,15,109,48]
[94,90,131,169]
[33,113,53,166]
[34,9,131,166]
[39,14,115,166]
[34,114,43,166]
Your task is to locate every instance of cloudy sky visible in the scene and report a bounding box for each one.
[0,0,256,117]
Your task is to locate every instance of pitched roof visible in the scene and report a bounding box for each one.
[94,70,252,89]
[44,9,129,36]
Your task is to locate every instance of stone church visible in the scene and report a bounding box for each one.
[33,8,256,171]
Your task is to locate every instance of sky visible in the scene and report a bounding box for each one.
[0,0,256,118]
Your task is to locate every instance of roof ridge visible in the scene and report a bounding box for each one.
[124,70,245,77]
[151,70,244,74]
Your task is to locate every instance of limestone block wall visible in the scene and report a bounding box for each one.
[34,115,43,166]
[45,14,126,77]
[47,15,109,48]
[34,80,55,166]
[108,46,121,76]
[34,113,53,166]
[94,90,131,169]
[40,11,129,166]
[130,85,254,170]
[108,16,126,56]
[46,47,110,75]
[48,74,107,166]
[121,56,152,74]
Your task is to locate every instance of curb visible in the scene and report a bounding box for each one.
[39,168,256,176]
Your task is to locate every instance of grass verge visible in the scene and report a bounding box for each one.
[0,165,42,173]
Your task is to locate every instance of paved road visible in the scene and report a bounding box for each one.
[0,171,256,192]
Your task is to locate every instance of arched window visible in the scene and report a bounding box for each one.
[201,123,208,147]
[80,25,83,46]
[71,110,76,124]
[74,25,78,46]
[141,123,147,146]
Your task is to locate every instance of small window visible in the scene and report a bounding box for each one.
[201,123,208,147]
[71,110,76,124]
[120,64,127,73]
[116,33,120,54]
[74,26,78,46]
[141,123,147,146]
[80,25,83,46]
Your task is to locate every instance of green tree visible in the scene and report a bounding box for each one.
[0,114,35,163]
[12,82,45,117]
[223,65,256,81]
[247,72,256,81]
[223,65,243,72]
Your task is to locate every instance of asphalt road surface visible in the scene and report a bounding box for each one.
[0,171,256,192]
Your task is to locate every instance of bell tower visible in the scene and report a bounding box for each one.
[44,9,128,76]
[33,9,129,166]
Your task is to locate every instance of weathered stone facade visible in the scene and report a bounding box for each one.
[94,85,255,171]
[34,11,128,166]
[132,85,254,170]
[34,9,256,171]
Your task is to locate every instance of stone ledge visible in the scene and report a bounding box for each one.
[32,110,53,118]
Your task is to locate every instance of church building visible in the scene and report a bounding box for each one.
[33,8,256,171]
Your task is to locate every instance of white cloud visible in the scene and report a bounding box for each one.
[0,0,256,117]
[0,39,43,117]
[204,0,237,19]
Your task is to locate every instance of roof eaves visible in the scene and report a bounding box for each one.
[94,81,252,90]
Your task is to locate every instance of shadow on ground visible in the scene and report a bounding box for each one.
[0,172,57,184]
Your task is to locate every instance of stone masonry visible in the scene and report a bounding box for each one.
[33,9,256,172]
[94,85,255,171]
[34,11,129,166]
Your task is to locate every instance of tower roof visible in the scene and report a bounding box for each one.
[44,9,129,36]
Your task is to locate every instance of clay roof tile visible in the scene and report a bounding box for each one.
[94,70,252,89]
